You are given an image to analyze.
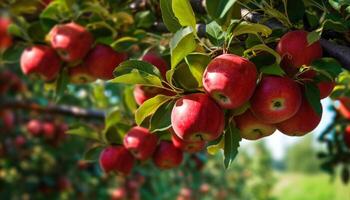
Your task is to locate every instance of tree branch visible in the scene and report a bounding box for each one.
[0,100,105,120]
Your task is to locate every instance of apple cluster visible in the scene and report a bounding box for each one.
[0,17,12,51]
[26,119,68,145]
[20,22,127,83]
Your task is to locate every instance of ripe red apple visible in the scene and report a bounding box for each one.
[203,54,258,109]
[42,122,56,139]
[20,45,61,81]
[250,76,302,124]
[153,141,183,169]
[317,81,335,99]
[15,135,26,148]
[0,17,12,50]
[85,44,127,80]
[49,22,94,62]
[57,176,72,191]
[1,109,14,131]
[276,97,322,136]
[99,146,135,175]
[68,64,96,84]
[276,30,322,72]
[171,131,206,153]
[344,126,350,148]
[123,126,158,161]
[110,187,127,200]
[234,109,276,140]
[142,53,167,78]
[27,119,42,136]
[177,187,193,200]
[171,93,225,142]
[133,85,175,105]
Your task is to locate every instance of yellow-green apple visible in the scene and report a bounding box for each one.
[344,126,350,148]
[171,93,225,142]
[99,146,135,175]
[152,141,183,169]
[27,119,42,136]
[171,131,206,153]
[276,30,322,74]
[68,64,96,84]
[48,22,94,62]
[276,96,322,136]
[0,17,12,50]
[250,76,302,124]
[123,126,158,161]
[85,44,127,80]
[234,109,276,140]
[20,45,61,81]
[203,54,258,109]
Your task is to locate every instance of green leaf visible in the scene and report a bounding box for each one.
[321,19,348,32]
[83,146,104,162]
[185,53,211,86]
[112,60,163,87]
[67,124,100,141]
[260,63,286,76]
[149,101,175,132]
[172,0,196,30]
[105,107,123,128]
[286,0,305,23]
[307,31,321,46]
[170,27,196,68]
[304,83,322,116]
[135,10,156,28]
[244,44,281,64]
[310,57,343,79]
[207,136,224,155]
[135,95,172,125]
[55,68,69,102]
[173,62,200,90]
[123,86,138,113]
[111,37,138,52]
[206,21,225,46]
[223,124,241,169]
[7,24,23,38]
[232,22,272,38]
[160,0,182,32]
[206,0,238,19]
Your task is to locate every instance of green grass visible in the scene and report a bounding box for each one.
[273,173,350,200]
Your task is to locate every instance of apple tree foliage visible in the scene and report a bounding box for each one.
[1,0,350,189]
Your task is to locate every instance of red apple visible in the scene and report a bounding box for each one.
[110,187,127,200]
[68,64,96,84]
[276,96,322,136]
[153,141,183,169]
[0,17,12,50]
[133,85,175,105]
[171,131,206,153]
[27,119,42,136]
[142,53,167,78]
[234,109,276,140]
[1,109,14,130]
[338,97,350,119]
[57,176,72,191]
[123,126,158,161]
[250,76,302,124]
[171,93,225,142]
[276,30,322,72]
[177,187,192,200]
[344,126,350,148]
[203,54,258,109]
[86,44,127,80]
[317,81,335,99]
[15,135,26,148]
[42,122,56,139]
[20,45,61,81]
[99,146,135,175]
[49,22,94,62]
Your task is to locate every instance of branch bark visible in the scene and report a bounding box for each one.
[0,100,105,120]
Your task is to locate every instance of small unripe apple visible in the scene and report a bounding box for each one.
[49,22,94,62]
[171,131,206,153]
[86,44,127,80]
[235,109,276,140]
[171,93,225,142]
[250,76,302,124]
[276,97,322,136]
[344,126,350,148]
[276,30,322,72]
[153,141,183,169]
[68,64,96,84]
[99,146,135,175]
[142,53,167,78]
[133,85,175,105]
[123,126,158,161]
[42,122,56,139]
[20,45,61,81]
[1,109,14,131]
[0,17,12,50]
[27,119,42,136]
[203,54,258,109]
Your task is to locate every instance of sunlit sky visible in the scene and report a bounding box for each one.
[241,98,336,160]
